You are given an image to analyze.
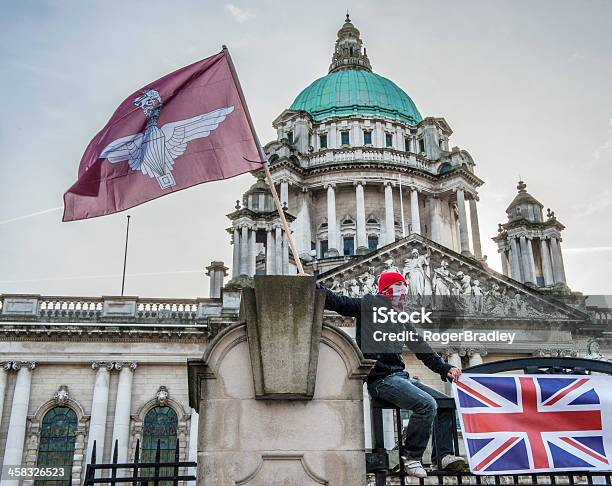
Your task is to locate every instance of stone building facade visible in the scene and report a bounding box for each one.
[1,14,611,485]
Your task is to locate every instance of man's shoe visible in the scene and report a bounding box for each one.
[440,454,467,471]
[401,458,428,478]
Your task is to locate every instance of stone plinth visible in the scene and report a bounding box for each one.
[188,283,374,485]
[242,275,325,399]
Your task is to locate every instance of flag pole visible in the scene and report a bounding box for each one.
[121,215,131,296]
[222,46,306,276]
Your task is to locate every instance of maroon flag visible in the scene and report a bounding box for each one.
[63,49,263,221]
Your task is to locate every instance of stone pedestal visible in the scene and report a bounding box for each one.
[188,276,374,485]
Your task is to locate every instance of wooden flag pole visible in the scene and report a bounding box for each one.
[223,46,306,276]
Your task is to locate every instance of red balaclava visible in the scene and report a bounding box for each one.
[377,271,408,309]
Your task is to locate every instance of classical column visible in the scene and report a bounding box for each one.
[275,227,283,274]
[550,236,566,284]
[266,229,275,275]
[540,238,554,286]
[299,188,312,256]
[280,180,289,208]
[248,228,257,277]
[240,225,249,276]
[188,408,199,479]
[111,362,137,464]
[410,187,421,235]
[383,183,395,245]
[232,227,240,278]
[519,236,534,284]
[508,238,521,282]
[456,188,471,256]
[468,350,484,367]
[326,184,338,255]
[0,362,9,432]
[355,182,368,253]
[469,198,483,259]
[430,195,442,244]
[501,250,510,277]
[282,232,290,274]
[85,362,113,466]
[526,238,537,285]
[2,361,36,483]
[447,352,462,370]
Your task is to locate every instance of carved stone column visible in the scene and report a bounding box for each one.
[0,362,9,432]
[410,187,421,235]
[469,198,483,259]
[240,225,249,276]
[232,227,240,278]
[188,408,199,479]
[326,184,339,256]
[266,229,275,275]
[275,226,283,275]
[519,235,534,284]
[526,238,537,285]
[111,362,137,464]
[501,249,510,276]
[383,182,395,245]
[248,228,257,277]
[467,349,487,367]
[456,188,471,256]
[355,182,368,254]
[540,238,554,286]
[509,237,523,282]
[85,362,113,467]
[2,361,36,485]
[550,236,566,284]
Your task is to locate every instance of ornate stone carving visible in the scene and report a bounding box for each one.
[156,386,170,405]
[114,361,138,371]
[585,339,608,361]
[91,361,114,371]
[53,385,70,405]
[12,361,37,371]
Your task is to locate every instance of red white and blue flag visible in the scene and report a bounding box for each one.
[453,374,612,474]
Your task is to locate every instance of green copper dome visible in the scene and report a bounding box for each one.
[290,69,423,125]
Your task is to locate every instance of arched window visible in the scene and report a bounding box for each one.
[35,406,77,486]
[142,406,178,485]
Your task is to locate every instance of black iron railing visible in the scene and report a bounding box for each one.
[367,357,612,486]
[83,438,196,485]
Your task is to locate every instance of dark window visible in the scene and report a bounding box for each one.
[418,138,425,153]
[385,133,393,147]
[363,130,372,145]
[319,134,327,149]
[405,137,411,151]
[35,407,77,486]
[343,236,355,255]
[287,131,294,144]
[340,131,350,146]
[142,406,178,485]
[368,235,379,251]
[320,239,328,257]
[367,218,378,224]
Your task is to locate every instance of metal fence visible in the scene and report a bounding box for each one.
[83,438,196,485]
[367,357,612,486]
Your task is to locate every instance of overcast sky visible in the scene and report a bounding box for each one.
[1,0,611,298]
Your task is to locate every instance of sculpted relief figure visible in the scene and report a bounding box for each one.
[585,339,608,361]
[403,249,432,303]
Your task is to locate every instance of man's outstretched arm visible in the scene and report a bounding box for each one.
[316,283,361,318]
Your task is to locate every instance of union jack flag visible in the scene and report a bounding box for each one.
[453,374,612,474]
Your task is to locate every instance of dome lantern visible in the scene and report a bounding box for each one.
[328,13,372,73]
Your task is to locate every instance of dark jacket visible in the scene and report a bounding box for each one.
[318,285,453,384]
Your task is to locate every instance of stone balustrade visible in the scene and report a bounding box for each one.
[0,294,225,323]
[303,147,436,172]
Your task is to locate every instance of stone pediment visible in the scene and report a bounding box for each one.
[316,234,587,322]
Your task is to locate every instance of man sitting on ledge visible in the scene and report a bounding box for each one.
[318,271,466,479]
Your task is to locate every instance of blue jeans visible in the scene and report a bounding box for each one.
[368,371,454,462]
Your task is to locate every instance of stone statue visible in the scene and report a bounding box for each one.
[402,249,431,300]
[585,339,608,361]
